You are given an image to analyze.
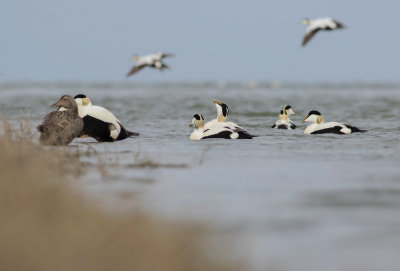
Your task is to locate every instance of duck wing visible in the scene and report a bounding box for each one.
[302,27,320,46]
[126,63,147,77]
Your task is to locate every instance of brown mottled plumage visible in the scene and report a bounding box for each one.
[37,95,83,146]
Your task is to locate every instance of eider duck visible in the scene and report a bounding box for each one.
[271,105,296,129]
[189,114,255,140]
[37,95,83,146]
[71,94,139,142]
[204,99,229,129]
[301,17,345,46]
[302,110,366,134]
[126,52,174,77]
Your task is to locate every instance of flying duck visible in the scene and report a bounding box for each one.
[189,114,255,140]
[126,52,174,77]
[204,100,229,129]
[69,94,139,142]
[301,17,345,46]
[37,95,83,146]
[271,105,296,129]
[302,110,366,134]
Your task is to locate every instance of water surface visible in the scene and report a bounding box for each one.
[1,82,400,271]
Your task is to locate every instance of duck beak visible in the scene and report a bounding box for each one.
[50,100,61,107]
[301,115,309,122]
[213,100,222,105]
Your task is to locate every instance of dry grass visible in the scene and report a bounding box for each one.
[0,121,243,271]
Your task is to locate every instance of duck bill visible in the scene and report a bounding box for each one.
[213,100,222,105]
[50,100,61,107]
[301,115,309,122]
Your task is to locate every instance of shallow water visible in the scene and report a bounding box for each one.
[1,82,400,270]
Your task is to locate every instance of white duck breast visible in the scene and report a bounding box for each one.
[74,95,139,142]
[302,110,366,135]
[301,17,345,46]
[271,105,296,129]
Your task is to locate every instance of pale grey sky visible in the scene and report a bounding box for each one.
[1,0,399,82]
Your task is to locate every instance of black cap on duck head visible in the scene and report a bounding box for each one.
[308,110,321,116]
[190,114,205,128]
[213,100,229,121]
[193,114,204,120]
[74,94,87,99]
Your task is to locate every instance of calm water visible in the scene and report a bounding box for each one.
[1,82,400,271]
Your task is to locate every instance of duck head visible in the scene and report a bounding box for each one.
[189,114,205,129]
[213,99,229,122]
[51,95,77,110]
[302,110,324,124]
[279,105,296,120]
[74,94,92,107]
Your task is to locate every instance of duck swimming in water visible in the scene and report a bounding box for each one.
[301,17,345,46]
[302,110,366,134]
[271,105,296,129]
[37,95,83,146]
[65,94,139,142]
[189,114,255,140]
[204,100,229,129]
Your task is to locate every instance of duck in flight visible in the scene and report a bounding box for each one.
[126,52,174,77]
[301,17,345,46]
[189,114,255,140]
[302,110,366,134]
[271,105,296,129]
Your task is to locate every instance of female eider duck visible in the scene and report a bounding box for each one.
[126,52,174,77]
[72,94,139,142]
[271,105,296,129]
[302,110,366,135]
[189,114,255,140]
[37,95,83,146]
[204,99,229,129]
[301,17,345,46]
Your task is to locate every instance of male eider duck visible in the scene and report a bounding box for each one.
[72,94,139,142]
[37,95,83,146]
[301,17,345,46]
[271,105,296,129]
[302,110,366,135]
[126,52,174,77]
[189,114,255,140]
[204,99,229,129]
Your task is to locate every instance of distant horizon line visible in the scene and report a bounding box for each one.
[1,79,400,89]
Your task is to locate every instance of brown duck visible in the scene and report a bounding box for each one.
[37,95,83,146]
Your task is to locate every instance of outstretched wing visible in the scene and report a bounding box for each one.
[126,63,147,77]
[302,27,320,46]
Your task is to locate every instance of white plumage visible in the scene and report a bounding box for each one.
[271,105,296,130]
[126,52,174,77]
[204,100,230,129]
[301,17,345,46]
[189,114,254,140]
[302,110,366,135]
[65,94,139,142]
